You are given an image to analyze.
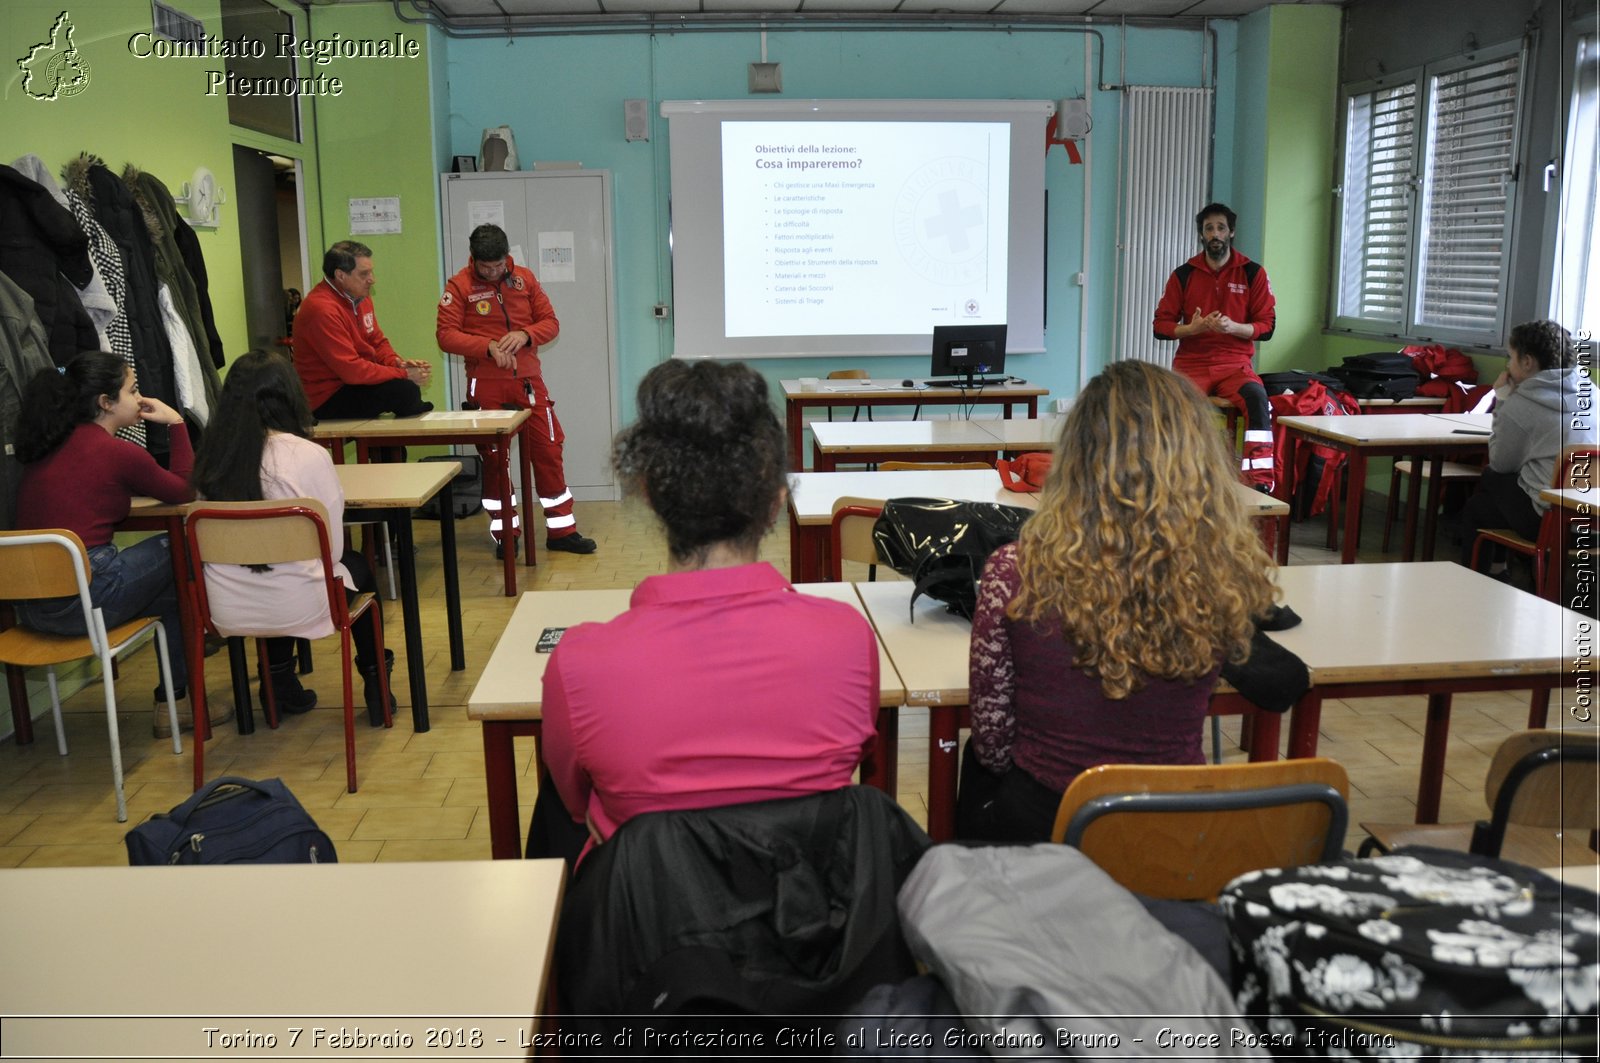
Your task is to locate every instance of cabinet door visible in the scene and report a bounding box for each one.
[441,171,619,500]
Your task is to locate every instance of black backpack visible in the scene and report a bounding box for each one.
[870,497,1031,620]
[1329,351,1421,401]
[1260,370,1348,395]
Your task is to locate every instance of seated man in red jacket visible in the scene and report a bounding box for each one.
[292,240,433,420]
[1152,203,1277,491]
[436,224,595,556]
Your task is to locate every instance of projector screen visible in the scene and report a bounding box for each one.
[661,99,1051,359]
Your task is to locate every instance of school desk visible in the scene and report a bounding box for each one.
[313,409,532,596]
[786,467,1289,582]
[1539,485,1597,603]
[1268,562,1586,823]
[1277,412,1491,564]
[467,583,907,860]
[129,461,460,734]
[782,378,1048,471]
[0,859,564,1058]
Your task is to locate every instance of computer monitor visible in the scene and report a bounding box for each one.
[930,324,1007,383]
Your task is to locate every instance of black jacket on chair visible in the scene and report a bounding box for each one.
[555,786,930,1035]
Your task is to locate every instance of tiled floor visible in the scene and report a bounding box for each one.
[0,489,1591,866]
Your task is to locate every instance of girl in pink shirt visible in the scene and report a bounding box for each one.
[190,350,393,721]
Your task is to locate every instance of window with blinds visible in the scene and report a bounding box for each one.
[1329,43,1527,345]
[1553,34,1598,331]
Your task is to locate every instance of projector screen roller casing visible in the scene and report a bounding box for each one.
[662,99,1051,360]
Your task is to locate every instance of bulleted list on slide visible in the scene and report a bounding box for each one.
[720,120,1011,338]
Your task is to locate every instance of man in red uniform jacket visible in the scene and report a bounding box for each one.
[436,224,595,556]
[1152,203,1277,490]
[293,240,433,419]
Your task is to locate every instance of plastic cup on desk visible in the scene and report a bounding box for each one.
[799,377,820,392]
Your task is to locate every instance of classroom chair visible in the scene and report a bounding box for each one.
[1051,758,1350,901]
[0,530,182,823]
[825,368,873,424]
[1380,459,1482,556]
[1358,729,1600,868]
[1471,444,1599,598]
[183,500,391,794]
[829,496,884,582]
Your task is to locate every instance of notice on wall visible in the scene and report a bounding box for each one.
[349,197,401,235]
[468,200,505,231]
[539,231,576,283]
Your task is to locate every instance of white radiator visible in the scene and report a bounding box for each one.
[1114,86,1214,369]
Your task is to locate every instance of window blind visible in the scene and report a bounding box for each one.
[1336,83,1417,323]
[1415,54,1521,334]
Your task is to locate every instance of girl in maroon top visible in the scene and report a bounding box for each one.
[957,360,1292,842]
[13,351,212,736]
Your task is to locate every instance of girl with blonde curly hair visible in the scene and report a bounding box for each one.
[957,359,1305,842]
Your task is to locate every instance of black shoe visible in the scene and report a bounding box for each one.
[260,663,317,715]
[202,633,227,658]
[495,539,515,561]
[546,533,597,555]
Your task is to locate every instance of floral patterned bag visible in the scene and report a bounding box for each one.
[1220,848,1597,1059]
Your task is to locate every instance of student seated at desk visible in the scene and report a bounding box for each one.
[190,351,394,720]
[541,359,878,844]
[10,351,221,737]
[958,360,1305,843]
[1460,319,1597,571]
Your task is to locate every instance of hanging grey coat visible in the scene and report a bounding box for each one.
[0,274,55,530]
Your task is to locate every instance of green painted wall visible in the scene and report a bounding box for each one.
[1,0,252,366]
[297,1,444,412]
[1258,3,1341,374]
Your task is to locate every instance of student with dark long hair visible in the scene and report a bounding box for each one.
[13,350,213,737]
[190,350,393,719]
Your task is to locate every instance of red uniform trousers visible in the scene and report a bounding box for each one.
[466,374,579,544]
[1174,354,1275,491]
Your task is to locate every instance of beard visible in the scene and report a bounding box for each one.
[1205,237,1229,257]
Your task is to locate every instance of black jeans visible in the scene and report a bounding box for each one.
[313,378,429,419]
[1460,468,1542,568]
[954,738,1063,843]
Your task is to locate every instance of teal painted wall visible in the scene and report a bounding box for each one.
[440,24,1242,422]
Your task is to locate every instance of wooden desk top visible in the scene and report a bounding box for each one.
[978,414,1067,449]
[1541,486,1597,512]
[1425,412,1495,430]
[334,409,530,437]
[1269,562,1583,683]
[0,860,563,1045]
[1278,412,1493,445]
[853,580,971,706]
[1541,863,1600,892]
[782,378,1048,400]
[131,463,459,519]
[789,469,1037,526]
[810,419,1003,452]
[307,417,374,439]
[467,582,907,721]
[788,468,1286,523]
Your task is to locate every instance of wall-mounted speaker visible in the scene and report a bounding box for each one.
[624,99,649,142]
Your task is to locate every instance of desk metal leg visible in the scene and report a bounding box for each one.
[228,638,255,735]
[1286,691,1323,759]
[1421,455,1446,562]
[860,706,899,794]
[787,400,806,472]
[484,721,524,860]
[519,431,537,571]
[1341,453,1369,563]
[497,440,518,598]
[926,705,961,842]
[6,664,32,746]
[1401,454,1424,561]
[438,480,465,671]
[392,513,430,732]
[1415,692,1452,823]
[1527,687,1550,728]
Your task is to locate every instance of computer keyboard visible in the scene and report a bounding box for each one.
[923,375,1013,387]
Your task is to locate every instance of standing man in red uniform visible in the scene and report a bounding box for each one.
[436,224,596,557]
[1152,203,1277,490]
[293,241,434,419]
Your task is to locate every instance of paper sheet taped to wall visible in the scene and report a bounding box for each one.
[349,197,401,235]
[538,231,576,283]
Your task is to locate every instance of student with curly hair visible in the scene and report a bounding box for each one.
[190,350,394,721]
[541,359,878,844]
[1460,320,1597,570]
[958,359,1303,842]
[12,350,215,737]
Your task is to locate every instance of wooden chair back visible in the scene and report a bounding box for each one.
[185,500,348,634]
[877,460,993,472]
[1483,729,1600,832]
[0,530,91,602]
[829,496,884,581]
[826,369,870,380]
[1052,758,1350,901]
